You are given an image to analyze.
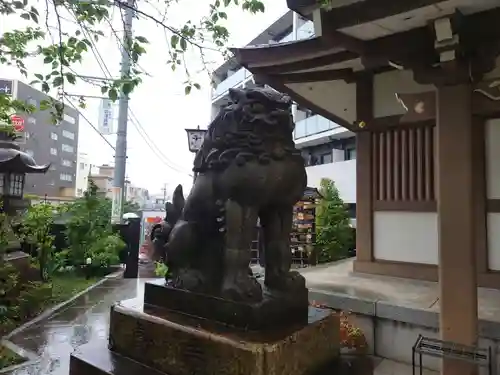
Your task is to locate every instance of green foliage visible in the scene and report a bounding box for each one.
[154,261,168,277]
[18,202,56,281]
[123,200,140,213]
[65,180,123,268]
[0,0,265,123]
[0,345,24,369]
[316,178,353,263]
[0,205,50,338]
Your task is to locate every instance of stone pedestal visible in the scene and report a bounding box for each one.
[70,281,340,375]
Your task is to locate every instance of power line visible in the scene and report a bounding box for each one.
[77,17,191,177]
[69,10,192,178]
[63,97,116,150]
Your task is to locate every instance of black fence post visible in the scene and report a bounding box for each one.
[123,217,141,278]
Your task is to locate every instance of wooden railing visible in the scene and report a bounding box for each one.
[372,124,436,211]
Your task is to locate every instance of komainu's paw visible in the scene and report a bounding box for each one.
[265,270,306,292]
[171,268,206,292]
[220,271,263,303]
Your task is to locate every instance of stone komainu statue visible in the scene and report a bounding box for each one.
[156,87,307,303]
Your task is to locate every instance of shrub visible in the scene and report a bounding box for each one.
[316,178,353,263]
[86,234,124,268]
[0,209,49,336]
[18,202,57,281]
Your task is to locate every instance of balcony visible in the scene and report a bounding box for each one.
[306,160,356,203]
[212,68,251,100]
[293,115,353,148]
[294,115,339,139]
[280,21,314,43]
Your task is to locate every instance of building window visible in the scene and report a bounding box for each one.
[50,132,58,140]
[27,117,36,124]
[50,147,58,155]
[61,159,72,167]
[77,188,83,196]
[61,144,74,153]
[62,130,75,140]
[345,147,356,161]
[63,114,76,124]
[60,173,72,181]
[79,162,85,170]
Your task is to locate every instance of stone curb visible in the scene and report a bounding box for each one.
[4,269,124,341]
[307,288,500,340]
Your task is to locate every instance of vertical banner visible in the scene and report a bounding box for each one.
[98,98,114,135]
[111,187,123,224]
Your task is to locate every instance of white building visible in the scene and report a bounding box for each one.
[75,152,92,197]
[210,10,356,212]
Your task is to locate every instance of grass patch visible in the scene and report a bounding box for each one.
[49,274,100,305]
[0,345,24,369]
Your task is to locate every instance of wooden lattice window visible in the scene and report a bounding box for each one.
[372,124,435,203]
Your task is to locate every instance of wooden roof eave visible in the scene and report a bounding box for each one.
[230,39,360,132]
[229,37,351,69]
[252,72,357,132]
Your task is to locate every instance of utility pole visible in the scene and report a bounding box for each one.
[161,183,168,202]
[111,0,135,224]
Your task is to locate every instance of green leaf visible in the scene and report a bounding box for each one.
[30,11,39,23]
[53,76,63,87]
[34,73,43,80]
[41,82,50,93]
[65,73,76,84]
[20,13,30,20]
[193,83,201,90]
[184,85,192,95]
[170,35,179,49]
[122,82,133,96]
[135,36,149,44]
[100,86,108,94]
[43,56,53,64]
[180,38,187,51]
[108,88,118,101]
[224,0,231,5]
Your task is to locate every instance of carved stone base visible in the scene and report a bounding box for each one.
[143,279,309,331]
[106,298,339,375]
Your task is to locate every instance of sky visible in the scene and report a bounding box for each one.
[0,0,289,197]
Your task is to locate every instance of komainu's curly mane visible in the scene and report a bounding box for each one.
[194,87,302,173]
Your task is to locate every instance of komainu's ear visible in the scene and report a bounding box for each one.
[172,184,185,213]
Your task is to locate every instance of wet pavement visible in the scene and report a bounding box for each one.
[2,277,155,375]
[0,261,438,375]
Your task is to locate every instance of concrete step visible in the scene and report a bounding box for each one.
[70,341,166,375]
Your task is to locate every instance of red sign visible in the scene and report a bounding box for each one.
[10,115,24,132]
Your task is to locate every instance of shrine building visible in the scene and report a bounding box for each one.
[231,1,500,374]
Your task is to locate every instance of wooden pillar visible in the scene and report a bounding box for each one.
[436,84,478,375]
[354,74,374,263]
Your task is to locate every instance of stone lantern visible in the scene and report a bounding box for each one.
[0,132,50,214]
[0,130,49,277]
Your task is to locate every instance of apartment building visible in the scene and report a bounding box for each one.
[210,11,356,209]
[75,152,92,197]
[90,164,149,207]
[0,78,79,198]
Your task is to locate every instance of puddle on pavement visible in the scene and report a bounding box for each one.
[3,279,146,375]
